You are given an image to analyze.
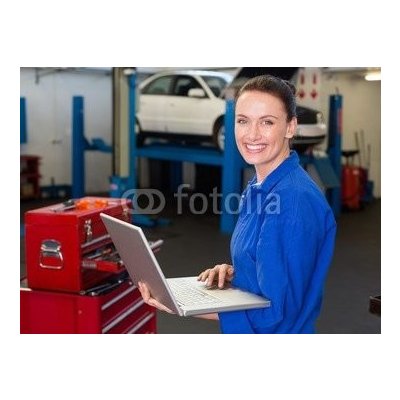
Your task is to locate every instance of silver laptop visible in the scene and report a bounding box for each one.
[100,213,270,317]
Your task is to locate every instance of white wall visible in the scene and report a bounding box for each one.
[319,71,381,197]
[20,68,112,194]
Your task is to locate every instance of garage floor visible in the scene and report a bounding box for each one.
[20,196,381,334]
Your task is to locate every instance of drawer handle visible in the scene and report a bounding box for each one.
[101,285,136,311]
[102,299,145,333]
[127,313,155,334]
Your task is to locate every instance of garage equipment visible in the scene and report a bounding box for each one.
[25,197,133,293]
[117,70,246,233]
[72,96,113,198]
[20,273,156,334]
[341,150,361,210]
[22,196,159,333]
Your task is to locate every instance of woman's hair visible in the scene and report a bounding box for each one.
[235,75,297,122]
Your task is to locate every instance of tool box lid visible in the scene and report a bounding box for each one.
[25,197,131,225]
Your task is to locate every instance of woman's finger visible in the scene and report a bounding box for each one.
[207,269,217,286]
[218,266,227,288]
[198,269,210,282]
[148,298,175,314]
[138,281,150,303]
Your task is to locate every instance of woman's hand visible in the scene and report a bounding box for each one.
[197,264,235,289]
[138,281,175,314]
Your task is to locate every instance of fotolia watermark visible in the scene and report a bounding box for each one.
[121,184,280,216]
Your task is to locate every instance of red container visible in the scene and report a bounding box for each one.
[341,166,360,210]
[25,197,132,293]
[20,279,156,334]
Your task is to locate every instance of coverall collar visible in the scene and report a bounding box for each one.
[248,150,300,193]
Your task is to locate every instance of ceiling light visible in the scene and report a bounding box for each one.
[365,71,381,81]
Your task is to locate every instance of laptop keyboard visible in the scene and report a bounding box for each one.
[168,280,221,306]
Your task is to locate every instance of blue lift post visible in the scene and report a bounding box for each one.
[72,96,85,198]
[20,96,27,237]
[20,97,27,144]
[126,74,246,233]
[299,94,342,217]
[326,94,342,217]
[72,96,112,198]
[221,97,244,233]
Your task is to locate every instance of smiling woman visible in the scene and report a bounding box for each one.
[138,75,337,334]
[235,89,297,182]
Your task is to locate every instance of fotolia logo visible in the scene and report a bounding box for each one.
[121,184,280,215]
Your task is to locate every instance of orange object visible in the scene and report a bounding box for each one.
[76,198,109,210]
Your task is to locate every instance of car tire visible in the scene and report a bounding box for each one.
[212,119,225,151]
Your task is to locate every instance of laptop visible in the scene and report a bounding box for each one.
[100,213,270,317]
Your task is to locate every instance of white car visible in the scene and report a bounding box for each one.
[136,70,232,149]
[136,69,327,153]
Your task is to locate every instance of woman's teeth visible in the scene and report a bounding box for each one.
[245,144,267,151]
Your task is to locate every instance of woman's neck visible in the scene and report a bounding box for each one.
[255,148,291,183]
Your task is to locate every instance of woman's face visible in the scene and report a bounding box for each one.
[235,90,297,181]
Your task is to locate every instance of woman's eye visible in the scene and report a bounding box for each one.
[236,119,247,124]
[261,120,273,126]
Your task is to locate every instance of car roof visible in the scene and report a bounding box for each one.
[139,69,233,88]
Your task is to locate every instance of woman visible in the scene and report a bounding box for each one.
[138,75,337,333]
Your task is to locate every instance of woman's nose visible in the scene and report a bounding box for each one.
[248,124,262,141]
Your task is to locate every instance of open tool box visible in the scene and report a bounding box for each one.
[25,197,135,293]
[21,197,160,334]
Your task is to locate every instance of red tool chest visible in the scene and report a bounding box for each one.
[25,197,132,293]
[20,277,156,334]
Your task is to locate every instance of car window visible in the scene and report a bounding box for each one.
[142,76,173,95]
[172,76,203,97]
[202,76,229,97]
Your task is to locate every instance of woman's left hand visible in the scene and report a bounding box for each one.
[197,263,235,288]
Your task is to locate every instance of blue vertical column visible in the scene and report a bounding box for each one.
[72,96,85,198]
[20,97,27,144]
[221,97,242,233]
[327,94,342,217]
[128,72,137,192]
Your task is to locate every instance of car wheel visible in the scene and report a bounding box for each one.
[212,120,225,151]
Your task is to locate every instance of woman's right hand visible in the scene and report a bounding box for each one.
[138,281,175,314]
[197,264,235,289]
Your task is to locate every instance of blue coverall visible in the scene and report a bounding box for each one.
[218,151,337,333]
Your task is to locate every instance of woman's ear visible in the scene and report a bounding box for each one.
[285,117,297,139]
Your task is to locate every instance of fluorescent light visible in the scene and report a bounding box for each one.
[365,71,381,81]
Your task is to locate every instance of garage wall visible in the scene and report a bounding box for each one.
[319,71,381,197]
[20,68,381,198]
[20,68,112,194]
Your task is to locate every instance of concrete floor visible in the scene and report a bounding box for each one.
[20,196,381,334]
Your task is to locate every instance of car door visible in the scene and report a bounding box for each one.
[138,75,174,132]
[166,75,213,136]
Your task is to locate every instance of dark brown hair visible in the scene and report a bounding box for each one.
[236,75,297,122]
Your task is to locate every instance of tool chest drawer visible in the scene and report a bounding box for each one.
[20,278,156,334]
[25,197,132,293]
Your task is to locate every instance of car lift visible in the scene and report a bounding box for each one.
[73,70,341,231]
[299,95,342,217]
[71,96,112,198]
[110,72,342,232]
[119,72,248,233]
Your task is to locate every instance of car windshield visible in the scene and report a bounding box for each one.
[202,76,230,97]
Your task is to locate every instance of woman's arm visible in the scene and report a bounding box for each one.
[193,313,219,320]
